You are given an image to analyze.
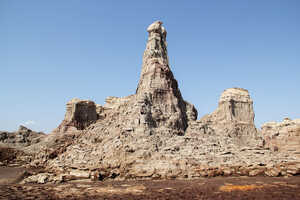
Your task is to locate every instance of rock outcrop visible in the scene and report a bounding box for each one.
[196,88,261,147]
[0,126,46,166]
[54,98,98,134]
[20,21,300,182]
[261,118,300,154]
[135,21,196,134]
[205,88,255,123]
[0,126,46,148]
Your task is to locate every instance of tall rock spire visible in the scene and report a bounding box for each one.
[136,21,197,134]
[136,21,170,94]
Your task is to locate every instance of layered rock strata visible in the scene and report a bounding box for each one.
[22,21,300,183]
[195,88,261,147]
[261,118,300,154]
[136,21,196,134]
[54,98,98,134]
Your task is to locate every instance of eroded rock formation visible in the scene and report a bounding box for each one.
[135,21,197,134]
[0,126,46,148]
[206,88,255,123]
[17,21,300,183]
[0,126,46,166]
[54,98,98,134]
[261,118,300,154]
[197,88,261,147]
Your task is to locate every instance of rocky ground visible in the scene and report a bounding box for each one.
[0,168,300,200]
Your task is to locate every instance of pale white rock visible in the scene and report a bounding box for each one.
[21,173,50,184]
[261,118,300,153]
[190,88,260,147]
[69,170,90,179]
[206,88,254,123]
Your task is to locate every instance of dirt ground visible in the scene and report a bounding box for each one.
[0,147,25,164]
[0,167,26,185]
[1,167,300,200]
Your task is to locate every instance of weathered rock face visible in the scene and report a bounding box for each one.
[195,88,260,147]
[54,98,98,133]
[210,88,254,123]
[0,126,46,166]
[25,21,300,182]
[0,126,46,148]
[261,118,300,154]
[136,21,196,133]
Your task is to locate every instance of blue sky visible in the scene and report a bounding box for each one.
[1,1,299,133]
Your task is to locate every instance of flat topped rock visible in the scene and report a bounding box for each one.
[67,98,95,105]
[205,87,255,124]
[220,88,252,103]
[262,118,300,129]
[54,98,98,133]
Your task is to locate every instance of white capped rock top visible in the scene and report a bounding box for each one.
[147,21,163,32]
[219,88,252,103]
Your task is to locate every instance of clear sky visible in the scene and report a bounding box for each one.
[1,1,299,133]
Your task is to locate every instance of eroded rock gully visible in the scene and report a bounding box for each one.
[3,21,299,183]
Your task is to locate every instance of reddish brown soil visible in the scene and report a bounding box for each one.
[0,147,25,164]
[0,167,26,184]
[1,169,300,200]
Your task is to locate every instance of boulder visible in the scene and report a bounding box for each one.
[265,167,281,177]
[69,170,90,179]
[22,173,50,184]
